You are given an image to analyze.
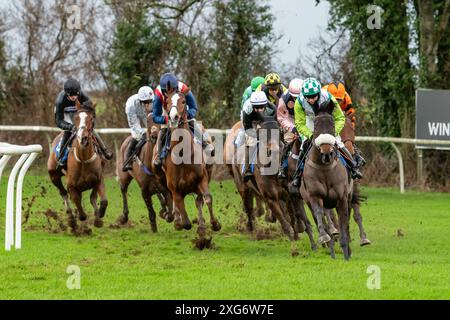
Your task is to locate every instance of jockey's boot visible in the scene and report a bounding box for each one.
[201,131,215,156]
[277,147,288,179]
[93,131,114,160]
[243,146,253,183]
[57,130,72,167]
[341,146,363,180]
[122,138,138,172]
[290,147,307,188]
[354,147,366,168]
[153,128,168,167]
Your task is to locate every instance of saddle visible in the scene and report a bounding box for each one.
[54,132,76,166]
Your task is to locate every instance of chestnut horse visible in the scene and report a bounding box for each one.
[161,92,221,249]
[116,117,173,232]
[47,100,107,234]
[300,100,352,260]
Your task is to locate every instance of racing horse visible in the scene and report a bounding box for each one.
[47,100,107,234]
[224,115,316,249]
[116,115,173,232]
[300,100,353,260]
[161,91,221,249]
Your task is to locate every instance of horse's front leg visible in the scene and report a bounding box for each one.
[69,187,87,221]
[325,209,339,237]
[141,189,157,233]
[90,188,101,227]
[199,178,221,232]
[310,199,331,245]
[337,198,351,260]
[172,191,191,231]
[97,178,108,219]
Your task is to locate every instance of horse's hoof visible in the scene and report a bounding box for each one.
[211,221,221,232]
[360,238,371,246]
[94,219,103,228]
[311,244,318,252]
[183,222,192,230]
[166,214,174,223]
[331,227,339,236]
[117,215,128,225]
[318,234,331,244]
[174,220,184,231]
[79,214,87,221]
[265,214,276,223]
[150,224,158,233]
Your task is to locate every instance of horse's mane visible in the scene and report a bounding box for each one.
[315,99,334,116]
[76,100,96,115]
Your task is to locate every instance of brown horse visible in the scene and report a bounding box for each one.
[325,117,371,246]
[224,115,316,249]
[161,92,221,248]
[47,100,107,234]
[116,117,173,232]
[224,121,276,231]
[300,100,352,260]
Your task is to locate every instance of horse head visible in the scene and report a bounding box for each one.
[313,99,336,164]
[341,116,355,154]
[167,92,187,129]
[74,100,96,148]
[257,114,282,160]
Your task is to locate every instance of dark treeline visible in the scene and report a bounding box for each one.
[0,0,449,189]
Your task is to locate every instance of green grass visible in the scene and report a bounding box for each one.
[0,175,449,300]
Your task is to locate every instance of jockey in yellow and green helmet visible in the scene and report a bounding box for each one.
[256,72,288,106]
[290,77,363,188]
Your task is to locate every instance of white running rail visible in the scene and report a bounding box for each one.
[0,143,43,251]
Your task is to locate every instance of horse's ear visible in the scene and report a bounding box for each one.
[319,100,334,115]
[326,100,335,114]
[75,99,81,111]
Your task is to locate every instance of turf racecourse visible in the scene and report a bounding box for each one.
[0,175,449,300]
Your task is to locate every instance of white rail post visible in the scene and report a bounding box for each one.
[0,143,43,251]
[390,143,405,194]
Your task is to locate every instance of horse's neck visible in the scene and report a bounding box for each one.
[143,128,154,166]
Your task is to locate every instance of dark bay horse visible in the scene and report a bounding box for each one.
[225,115,316,249]
[224,121,275,230]
[47,100,107,234]
[162,92,221,249]
[300,100,352,260]
[116,117,173,232]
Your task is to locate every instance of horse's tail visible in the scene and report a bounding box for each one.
[352,183,367,206]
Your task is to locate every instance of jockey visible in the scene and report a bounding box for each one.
[324,82,366,167]
[241,76,265,107]
[122,86,154,171]
[255,72,288,106]
[291,77,363,188]
[276,78,304,179]
[241,91,277,182]
[55,78,113,166]
[152,73,213,167]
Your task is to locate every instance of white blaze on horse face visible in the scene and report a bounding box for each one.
[77,112,88,141]
[169,106,179,121]
[315,134,336,148]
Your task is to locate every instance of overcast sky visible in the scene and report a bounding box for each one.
[271,0,330,65]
